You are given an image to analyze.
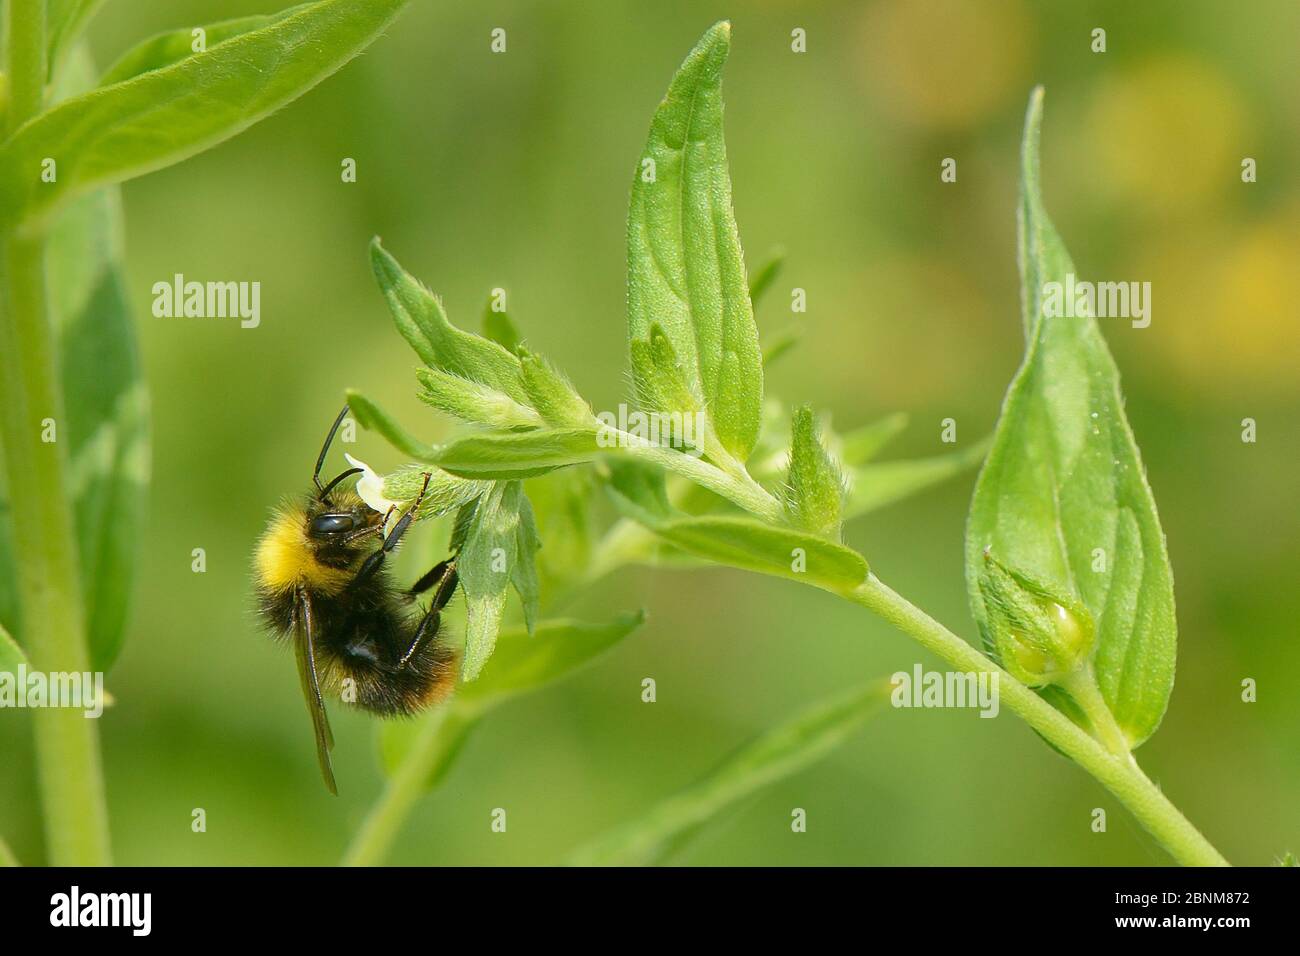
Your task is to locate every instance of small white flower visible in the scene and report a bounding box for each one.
[345,454,400,515]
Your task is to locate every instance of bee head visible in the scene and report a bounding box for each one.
[303,491,385,559]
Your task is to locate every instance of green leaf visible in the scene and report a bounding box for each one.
[629,325,702,418]
[46,47,149,673]
[0,619,28,675]
[615,502,868,594]
[965,88,1176,748]
[785,406,845,538]
[566,680,889,866]
[372,466,488,522]
[0,0,409,229]
[433,427,601,480]
[518,349,594,428]
[627,21,763,462]
[511,494,542,633]
[98,7,307,86]
[380,613,645,789]
[845,437,989,520]
[458,482,521,680]
[345,389,440,461]
[370,239,529,402]
[415,367,541,429]
[46,0,104,77]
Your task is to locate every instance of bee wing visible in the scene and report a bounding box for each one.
[292,589,337,795]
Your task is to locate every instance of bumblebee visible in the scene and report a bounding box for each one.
[254,406,458,793]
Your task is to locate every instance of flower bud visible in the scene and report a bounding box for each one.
[977,550,1095,686]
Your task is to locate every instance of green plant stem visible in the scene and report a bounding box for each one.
[341,704,454,867]
[0,0,112,866]
[1062,664,1133,759]
[612,428,784,522]
[847,573,1228,867]
[5,0,45,135]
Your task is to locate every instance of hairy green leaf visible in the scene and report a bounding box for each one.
[433,428,600,480]
[785,406,844,538]
[965,89,1176,748]
[627,21,763,461]
[615,501,868,594]
[458,482,522,680]
[567,680,889,865]
[415,367,541,429]
[518,349,594,428]
[1,0,408,228]
[372,466,488,522]
[370,239,529,401]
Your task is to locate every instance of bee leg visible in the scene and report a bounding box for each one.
[352,473,432,586]
[408,558,459,608]
[398,607,442,669]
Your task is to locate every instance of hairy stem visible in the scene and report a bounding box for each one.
[610,428,784,522]
[0,1,113,866]
[847,574,1227,866]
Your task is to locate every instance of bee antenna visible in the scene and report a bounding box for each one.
[313,404,352,493]
[317,467,363,503]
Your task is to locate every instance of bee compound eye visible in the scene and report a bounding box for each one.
[309,514,356,536]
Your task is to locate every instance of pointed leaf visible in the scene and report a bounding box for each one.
[965,89,1176,748]
[458,482,521,680]
[433,428,601,480]
[627,21,763,461]
[369,239,529,401]
[615,500,868,594]
[1,0,410,229]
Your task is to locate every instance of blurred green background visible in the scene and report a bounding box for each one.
[2,0,1297,865]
